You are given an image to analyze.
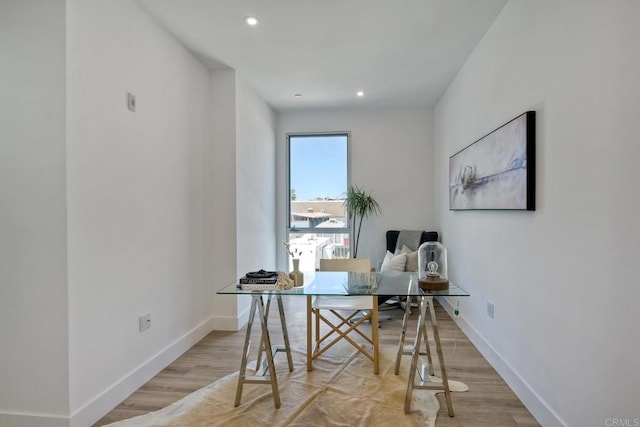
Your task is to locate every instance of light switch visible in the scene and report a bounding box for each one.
[127,92,136,112]
[487,301,495,319]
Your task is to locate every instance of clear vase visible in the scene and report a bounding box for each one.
[290,258,304,286]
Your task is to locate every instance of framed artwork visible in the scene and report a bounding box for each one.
[449,111,535,211]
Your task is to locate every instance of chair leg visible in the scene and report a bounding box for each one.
[324,310,371,342]
[315,307,320,347]
[309,296,378,374]
[314,311,373,359]
[307,296,313,372]
[311,307,378,373]
[372,296,379,374]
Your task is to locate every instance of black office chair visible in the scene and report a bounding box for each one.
[385,230,439,254]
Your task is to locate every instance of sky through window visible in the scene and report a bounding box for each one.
[290,135,348,201]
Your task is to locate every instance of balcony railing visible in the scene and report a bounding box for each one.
[287,232,350,271]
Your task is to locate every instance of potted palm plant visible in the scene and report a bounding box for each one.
[344,185,381,258]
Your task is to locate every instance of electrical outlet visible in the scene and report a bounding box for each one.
[487,301,495,319]
[139,312,151,332]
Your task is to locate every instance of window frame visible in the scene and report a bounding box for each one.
[286,131,351,237]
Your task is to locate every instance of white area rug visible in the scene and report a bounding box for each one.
[106,344,467,427]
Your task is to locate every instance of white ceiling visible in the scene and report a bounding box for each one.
[137,0,507,112]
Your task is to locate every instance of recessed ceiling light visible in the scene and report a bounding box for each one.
[244,16,259,26]
[356,91,364,97]
[294,93,302,97]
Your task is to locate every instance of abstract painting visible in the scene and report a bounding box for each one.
[449,111,535,210]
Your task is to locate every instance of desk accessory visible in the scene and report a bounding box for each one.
[418,261,449,290]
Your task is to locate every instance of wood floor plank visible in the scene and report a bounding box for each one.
[94,299,539,426]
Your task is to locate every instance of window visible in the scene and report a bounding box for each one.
[287,133,350,271]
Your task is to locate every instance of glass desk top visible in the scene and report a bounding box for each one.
[217,271,469,298]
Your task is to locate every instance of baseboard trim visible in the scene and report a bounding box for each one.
[210,303,251,331]
[0,412,69,427]
[438,296,566,427]
[4,300,564,426]
[69,316,215,427]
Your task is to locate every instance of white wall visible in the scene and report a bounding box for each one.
[0,1,275,425]
[235,78,277,316]
[276,108,434,269]
[0,1,70,425]
[66,1,212,425]
[208,72,277,330]
[208,70,239,330]
[434,1,640,425]
[236,79,277,276]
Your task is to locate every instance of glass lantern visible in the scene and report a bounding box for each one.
[417,241,448,280]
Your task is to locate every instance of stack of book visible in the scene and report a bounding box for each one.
[238,270,278,290]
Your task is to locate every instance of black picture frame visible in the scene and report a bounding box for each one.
[449,111,535,211]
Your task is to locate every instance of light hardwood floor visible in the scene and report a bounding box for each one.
[95,299,539,426]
